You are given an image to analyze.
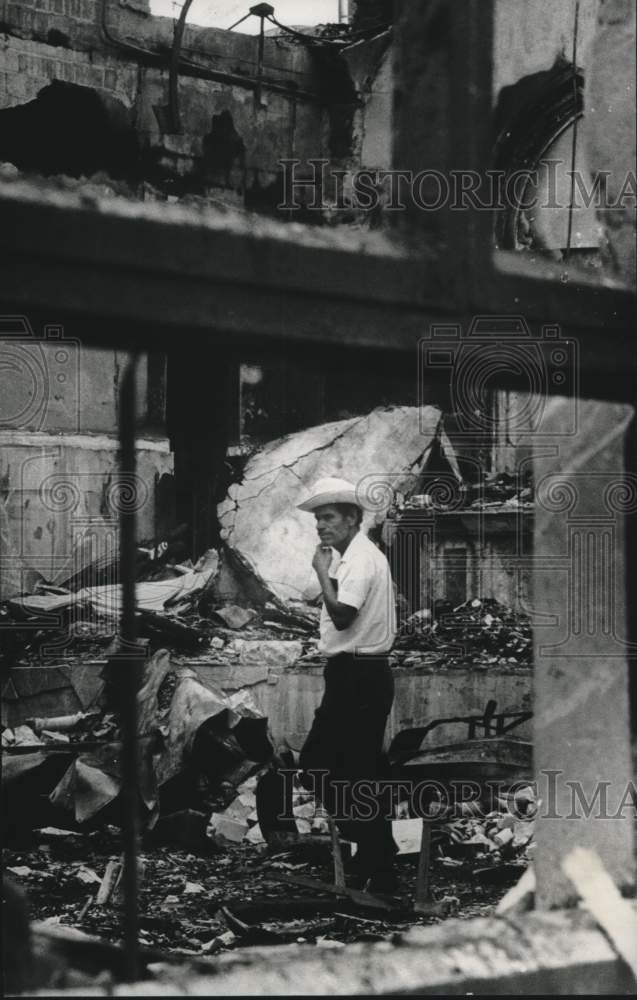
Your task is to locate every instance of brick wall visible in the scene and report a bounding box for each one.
[0,0,328,199]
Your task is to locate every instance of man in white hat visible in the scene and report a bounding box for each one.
[297,477,398,893]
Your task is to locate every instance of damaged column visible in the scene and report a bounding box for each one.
[532,398,635,907]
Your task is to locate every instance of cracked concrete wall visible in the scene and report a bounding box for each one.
[0,341,151,435]
[0,432,172,597]
[218,405,456,602]
[493,0,599,97]
[0,335,173,597]
[193,660,532,750]
[2,655,531,747]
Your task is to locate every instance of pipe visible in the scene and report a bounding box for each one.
[99,0,319,104]
[118,355,141,982]
[255,9,266,107]
[168,0,196,133]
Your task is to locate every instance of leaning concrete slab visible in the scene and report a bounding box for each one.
[218,406,455,602]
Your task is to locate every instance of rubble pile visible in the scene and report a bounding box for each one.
[435,790,537,874]
[2,827,508,991]
[395,598,532,668]
[399,471,534,513]
[2,781,536,989]
[466,473,533,511]
[208,771,330,850]
[0,542,320,672]
[2,648,276,839]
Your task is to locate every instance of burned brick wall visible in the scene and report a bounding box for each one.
[0,0,336,583]
[0,0,329,205]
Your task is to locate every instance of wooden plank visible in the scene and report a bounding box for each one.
[563,847,637,979]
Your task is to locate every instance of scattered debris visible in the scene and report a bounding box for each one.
[395,598,532,668]
[434,801,536,872]
[2,649,274,835]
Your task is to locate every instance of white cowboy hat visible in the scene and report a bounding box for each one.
[296,477,361,512]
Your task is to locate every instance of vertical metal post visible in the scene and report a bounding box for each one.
[168,0,195,133]
[119,356,141,981]
[255,12,266,107]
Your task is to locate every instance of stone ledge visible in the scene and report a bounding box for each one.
[30,906,637,995]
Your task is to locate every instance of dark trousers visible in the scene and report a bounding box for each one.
[299,652,397,873]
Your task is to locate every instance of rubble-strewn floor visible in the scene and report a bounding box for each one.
[4,828,516,958]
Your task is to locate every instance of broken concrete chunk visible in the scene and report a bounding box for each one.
[211,605,256,629]
[222,798,254,823]
[183,882,205,895]
[13,725,42,746]
[218,406,452,601]
[75,867,102,886]
[207,814,250,846]
[245,823,266,845]
[392,818,423,855]
[237,790,257,810]
[161,895,182,909]
[493,827,514,848]
[292,801,316,821]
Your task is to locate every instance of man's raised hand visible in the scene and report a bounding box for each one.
[312,544,333,575]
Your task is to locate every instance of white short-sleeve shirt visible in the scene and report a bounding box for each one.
[318,530,396,656]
